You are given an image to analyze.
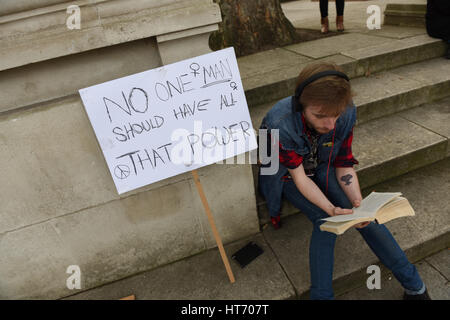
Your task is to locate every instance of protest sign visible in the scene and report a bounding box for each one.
[79,47,258,195]
[80,47,260,283]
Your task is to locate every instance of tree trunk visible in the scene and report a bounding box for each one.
[210,0,298,57]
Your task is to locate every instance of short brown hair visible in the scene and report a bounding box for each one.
[295,62,355,116]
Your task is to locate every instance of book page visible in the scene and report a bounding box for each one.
[375,197,415,224]
[320,217,376,235]
[321,191,402,223]
[358,191,402,215]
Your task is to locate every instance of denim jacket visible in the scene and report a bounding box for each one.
[258,96,357,217]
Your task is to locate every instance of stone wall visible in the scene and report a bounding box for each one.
[0,0,260,299]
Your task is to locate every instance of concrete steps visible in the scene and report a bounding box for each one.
[236,22,450,299]
[63,156,450,300]
[240,32,446,109]
[264,157,450,299]
[59,24,450,301]
[336,248,450,300]
[249,57,450,129]
[384,3,426,28]
[245,54,450,226]
[4,1,446,301]
[255,96,450,225]
[243,32,450,225]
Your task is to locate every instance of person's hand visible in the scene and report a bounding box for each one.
[352,199,370,229]
[352,199,361,208]
[331,207,353,216]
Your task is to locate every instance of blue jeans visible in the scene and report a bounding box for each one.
[282,163,424,300]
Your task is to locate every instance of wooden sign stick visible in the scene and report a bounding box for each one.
[191,170,235,283]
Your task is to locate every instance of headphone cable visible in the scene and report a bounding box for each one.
[325,125,336,197]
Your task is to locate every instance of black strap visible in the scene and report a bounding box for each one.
[294,70,350,99]
[292,70,350,113]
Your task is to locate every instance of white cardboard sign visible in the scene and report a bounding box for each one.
[79,47,258,195]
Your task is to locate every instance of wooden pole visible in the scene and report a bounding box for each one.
[191,170,235,283]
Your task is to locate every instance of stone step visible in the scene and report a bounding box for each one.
[239,32,446,109]
[336,248,450,300]
[249,57,450,129]
[254,96,450,225]
[384,4,427,28]
[2,27,445,119]
[62,157,450,300]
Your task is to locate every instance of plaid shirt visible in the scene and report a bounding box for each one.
[279,113,358,179]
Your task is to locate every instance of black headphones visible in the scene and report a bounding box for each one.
[292,70,350,113]
[290,70,350,196]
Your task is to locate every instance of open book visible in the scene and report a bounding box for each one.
[319,192,415,235]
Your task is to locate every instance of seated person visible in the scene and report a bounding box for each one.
[257,62,430,300]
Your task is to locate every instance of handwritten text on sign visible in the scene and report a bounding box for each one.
[79,48,258,194]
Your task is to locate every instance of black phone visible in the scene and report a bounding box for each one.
[231,242,264,268]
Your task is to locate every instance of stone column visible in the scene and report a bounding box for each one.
[157,24,219,65]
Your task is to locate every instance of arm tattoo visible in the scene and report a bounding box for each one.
[341,174,353,186]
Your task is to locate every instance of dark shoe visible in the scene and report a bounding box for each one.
[336,15,344,32]
[403,289,431,300]
[321,17,329,34]
[270,215,282,230]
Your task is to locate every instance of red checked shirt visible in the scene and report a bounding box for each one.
[279,113,358,179]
